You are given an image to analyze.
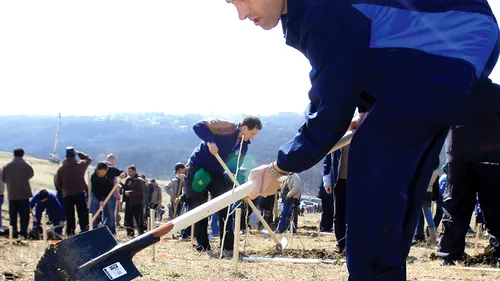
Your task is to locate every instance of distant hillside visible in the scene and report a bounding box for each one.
[0,113,329,196]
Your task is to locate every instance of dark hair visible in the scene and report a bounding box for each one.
[240,116,262,130]
[13,147,24,157]
[39,189,49,200]
[127,165,136,172]
[96,162,108,171]
[175,162,186,172]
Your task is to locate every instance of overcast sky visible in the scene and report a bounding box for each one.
[1,1,499,116]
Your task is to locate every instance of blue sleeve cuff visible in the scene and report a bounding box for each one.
[322,175,331,187]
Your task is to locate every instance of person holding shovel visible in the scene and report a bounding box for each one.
[165,163,186,220]
[186,116,262,254]
[90,162,126,234]
[227,0,500,280]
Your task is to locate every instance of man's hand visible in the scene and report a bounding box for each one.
[175,197,181,204]
[324,185,332,194]
[119,173,127,179]
[99,201,104,208]
[248,164,281,200]
[125,190,131,195]
[207,142,219,156]
[178,173,186,181]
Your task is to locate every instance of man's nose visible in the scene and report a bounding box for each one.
[235,3,249,20]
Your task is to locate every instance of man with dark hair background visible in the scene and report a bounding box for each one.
[2,147,34,238]
[30,189,64,236]
[185,116,262,254]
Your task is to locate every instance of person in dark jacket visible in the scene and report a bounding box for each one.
[323,144,350,253]
[318,150,340,233]
[2,147,34,238]
[122,165,144,237]
[55,147,92,236]
[238,0,499,279]
[29,189,64,235]
[186,116,262,253]
[90,162,126,234]
[438,78,500,265]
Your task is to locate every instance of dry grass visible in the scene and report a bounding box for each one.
[1,153,499,280]
[0,213,499,281]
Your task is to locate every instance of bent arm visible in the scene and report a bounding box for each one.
[276,4,371,173]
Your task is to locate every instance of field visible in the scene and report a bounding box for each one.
[1,153,499,280]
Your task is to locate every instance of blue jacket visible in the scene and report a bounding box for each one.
[30,190,65,221]
[318,150,341,198]
[276,0,499,174]
[188,120,249,175]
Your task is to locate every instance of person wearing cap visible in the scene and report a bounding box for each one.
[55,146,92,236]
[166,163,192,239]
[2,147,34,239]
[186,116,262,253]
[226,0,499,279]
[30,189,64,235]
[165,163,186,220]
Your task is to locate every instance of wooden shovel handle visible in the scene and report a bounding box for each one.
[90,183,121,224]
[173,178,184,218]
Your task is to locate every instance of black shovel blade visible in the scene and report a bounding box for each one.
[34,226,141,281]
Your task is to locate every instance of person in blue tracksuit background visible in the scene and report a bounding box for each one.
[233,0,499,280]
[30,189,65,235]
[186,116,262,253]
[318,150,340,233]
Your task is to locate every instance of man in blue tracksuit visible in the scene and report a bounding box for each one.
[186,116,262,253]
[30,189,65,235]
[233,0,500,280]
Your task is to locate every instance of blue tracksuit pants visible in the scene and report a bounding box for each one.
[346,101,449,281]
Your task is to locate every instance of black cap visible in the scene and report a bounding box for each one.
[66,146,76,158]
[174,162,185,172]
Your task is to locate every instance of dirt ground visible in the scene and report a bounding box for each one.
[1,213,499,281]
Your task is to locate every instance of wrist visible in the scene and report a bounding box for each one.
[269,161,291,182]
[273,161,289,175]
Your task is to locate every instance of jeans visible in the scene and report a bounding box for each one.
[9,199,30,238]
[277,198,294,233]
[90,195,116,234]
[211,212,219,236]
[423,206,436,228]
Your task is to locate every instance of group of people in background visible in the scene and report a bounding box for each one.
[0,99,498,270]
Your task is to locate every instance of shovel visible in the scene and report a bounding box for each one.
[207,145,288,250]
[34,130,354,281]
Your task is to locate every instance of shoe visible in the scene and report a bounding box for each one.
[208,234,218,241]
[467,226,476,234]
[443,259,456,266]
[335,245,345,254]
[194,244,212,252]
[221,250,234,259]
